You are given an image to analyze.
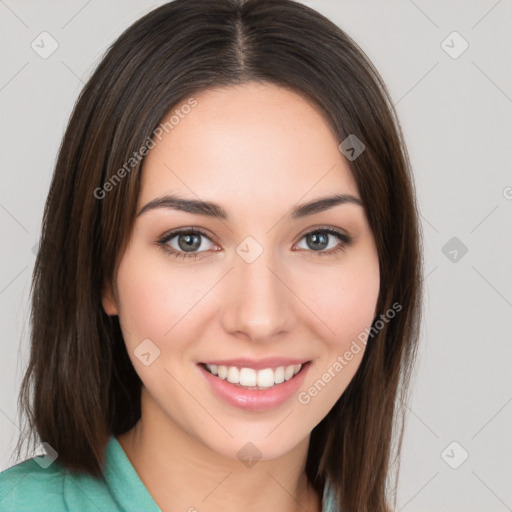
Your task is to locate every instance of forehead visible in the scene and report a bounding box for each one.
[139,82,359,210]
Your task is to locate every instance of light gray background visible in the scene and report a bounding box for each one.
[1,1,511,511]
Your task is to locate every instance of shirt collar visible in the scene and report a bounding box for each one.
[104,436,161,511]
[321,476,338,511]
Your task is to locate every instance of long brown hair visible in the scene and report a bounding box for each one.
[16,1,423,510]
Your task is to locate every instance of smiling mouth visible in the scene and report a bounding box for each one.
[199,362,309,390]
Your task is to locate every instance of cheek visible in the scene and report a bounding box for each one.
[295,252,379,416]
[114,246,206,348]
[295,245,380,348]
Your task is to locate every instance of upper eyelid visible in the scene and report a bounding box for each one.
[159,227,216,244]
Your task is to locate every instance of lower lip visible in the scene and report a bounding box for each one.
[197,362,311,411]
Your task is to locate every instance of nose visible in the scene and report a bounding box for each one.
[220,243,295,343]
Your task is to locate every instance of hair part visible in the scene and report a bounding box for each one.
[16,1,423,510]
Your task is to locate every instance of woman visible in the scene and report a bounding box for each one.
[0,0,422,510]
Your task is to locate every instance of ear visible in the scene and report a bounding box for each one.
[101,281,119,316]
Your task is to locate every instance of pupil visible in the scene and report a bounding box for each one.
[308,233,328,250]
[178,233,201,252]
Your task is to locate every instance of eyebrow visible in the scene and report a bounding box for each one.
[136,193,363,220]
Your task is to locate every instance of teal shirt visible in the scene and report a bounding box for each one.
[1,437,337,511]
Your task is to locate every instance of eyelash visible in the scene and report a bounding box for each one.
[156,227,352,261]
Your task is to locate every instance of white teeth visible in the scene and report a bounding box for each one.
[274,366,285,384]
[217,365,227,380]
[204,363,303,388]
[256,368,274,388]
[227,366,240,384]
[239,368,257,386]
[284,365,295,380]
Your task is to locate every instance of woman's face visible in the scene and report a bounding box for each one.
[103,82,380,461]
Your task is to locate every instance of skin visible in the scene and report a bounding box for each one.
[103,82,380,512]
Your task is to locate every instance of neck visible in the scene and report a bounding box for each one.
[117,388,322,512]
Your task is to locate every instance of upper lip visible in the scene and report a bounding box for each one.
[200,357,310,370]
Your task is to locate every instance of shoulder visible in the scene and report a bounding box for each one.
[0,457,67,511]
[0,457,118,512]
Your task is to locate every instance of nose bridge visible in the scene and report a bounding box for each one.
[222,238,292,340]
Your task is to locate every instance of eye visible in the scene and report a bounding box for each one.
[157,226,352,261]
[295,227,352,256]
[157,228,218,260]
